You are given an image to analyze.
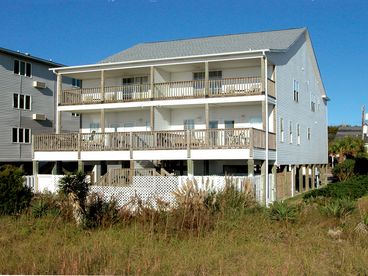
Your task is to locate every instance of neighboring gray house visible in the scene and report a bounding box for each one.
[0,47,79,173]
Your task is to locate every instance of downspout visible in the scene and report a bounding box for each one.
[263,51,270,205]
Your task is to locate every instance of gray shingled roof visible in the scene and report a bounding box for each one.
[100,28,306,63]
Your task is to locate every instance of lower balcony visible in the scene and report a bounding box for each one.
[33,128,276,161]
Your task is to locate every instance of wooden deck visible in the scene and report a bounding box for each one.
[60,77,275,105]
[33,128,276,153]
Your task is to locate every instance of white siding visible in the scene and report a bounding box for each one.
[269,35,328,165]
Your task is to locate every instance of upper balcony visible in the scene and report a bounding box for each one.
[60,77,275,106]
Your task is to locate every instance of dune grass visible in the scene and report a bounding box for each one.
[1,199,368,275]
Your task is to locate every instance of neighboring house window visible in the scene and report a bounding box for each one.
[293,79,299,102]
[72,79,82,88]
[307,127,311,141]
[184,119,195,130]
[12,128,31,143]
[13,94,31,110]
[289,121,293,143]
[14,60,32,77]
[280,118,284,142]
[297,124,300,145]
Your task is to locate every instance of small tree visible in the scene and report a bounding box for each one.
[332,159,356,181]
[329,136,365,162]
[0,165,33,215]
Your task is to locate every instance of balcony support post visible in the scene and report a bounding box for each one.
[100,70,105,102]
[56,73,62,134]
[204,61,209,97]
[150,66,155,99]
[100,109,105,134]
[186,130,191,158]
[271,164,277,202]
[78,160,84,173]
[187,159,194,177]
[247,159,254,177]
[150,106,155,131]
[260,160,266,205]
[32,160,39,193]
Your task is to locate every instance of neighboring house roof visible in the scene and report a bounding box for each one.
[335,126,362,139]
[0,47,64,67]
[100,28,306,63]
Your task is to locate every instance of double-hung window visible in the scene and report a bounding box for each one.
[12,128,31,143]
[14,60,32,77]
[13,94,31,110]
[280,118,284,142]
[293,80,299,102]
[289,121,293,144]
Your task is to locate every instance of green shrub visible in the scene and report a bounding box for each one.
[58,171,89,209]
[0,165,33,215]
[303,176,368,201]
[269,201,298,222]
[319,198,356,218]
[332,159,356,181]
[83,193,119,228]
[31,193,62,218]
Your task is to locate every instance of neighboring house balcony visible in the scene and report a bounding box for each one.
[60,77,275,106]
[33,128,276,161]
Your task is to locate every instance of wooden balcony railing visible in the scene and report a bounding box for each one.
[60,76,273,105]
[33,128,276,154]
[267,78,276,98]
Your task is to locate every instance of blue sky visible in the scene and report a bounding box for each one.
[1,0,367,126]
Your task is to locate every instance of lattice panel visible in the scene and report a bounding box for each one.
[91,175,265,207]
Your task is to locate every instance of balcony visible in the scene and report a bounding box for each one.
[60,77,275,106]
[33,128,276,154]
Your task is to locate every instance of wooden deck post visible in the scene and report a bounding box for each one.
[305,165,310,192]
[187,159,194,177]
[247,159,254,177]
[78,160,84,173]
[272,164,277,201]
[32,160,39,193]
[299,165,304,193]
[261,161,266,205]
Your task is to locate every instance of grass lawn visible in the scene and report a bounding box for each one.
[1,198,368,275]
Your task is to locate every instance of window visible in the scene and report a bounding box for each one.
[224,120,235,129]
[193,71,222,91]
[71,113,80,117]
[293,79,299,102]
[280,118,284,142]
[297,124,300,145]
[307,127,311,141]
[72,78,82,88]
[311,95,316,112]
[12,128,31,144]
[289,121,293,143]
[13,94,31,110]
[184,119,195,130]
[14,60,31,77]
